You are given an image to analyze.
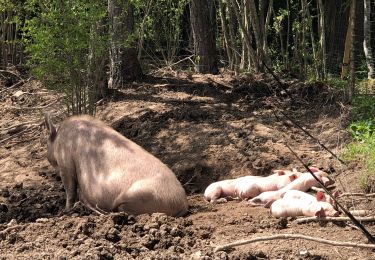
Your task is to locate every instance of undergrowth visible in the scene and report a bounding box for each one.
[343,95,375,192]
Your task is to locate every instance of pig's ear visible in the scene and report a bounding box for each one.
[289,173,297,181]
[44,112,57,141]
[316,191,325,201]
[314,206,325,217]
[332,190,340,198]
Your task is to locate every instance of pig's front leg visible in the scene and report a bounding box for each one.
[59,167,78,211]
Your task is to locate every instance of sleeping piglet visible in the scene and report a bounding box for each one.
[234,171,299,199]
[247,168,334,207]
[44,113,188,216]
[204,175,261,203]
[270,190,340,218]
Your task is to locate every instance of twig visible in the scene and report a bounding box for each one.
[339,193,375,198]
[213,234,375,252]
[0,69,22,79]
[8,99,60,111]
[295,216,375,224]
[0,225,23,240]
[0,119,40,132]
[0,79,26,94]
[0,127,31,144]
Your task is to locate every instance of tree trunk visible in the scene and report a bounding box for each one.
[218,0,233,69]
[348,0,357,100]
[87,21,109,115]
[341,0,355,79]
[228,0,258,71]
[317,0,327,80]
[190,0,218,74]
[108,0,143,89]
[227,4,239,70]
[364,0,375,79]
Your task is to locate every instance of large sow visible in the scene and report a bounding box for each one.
[44,113,188,216]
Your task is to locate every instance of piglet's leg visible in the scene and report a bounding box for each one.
[59,167,78,211]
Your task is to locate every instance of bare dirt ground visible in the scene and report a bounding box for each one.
[0,68,374,259]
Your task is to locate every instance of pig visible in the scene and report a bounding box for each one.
[270,198,324,217]
[247,169,334,207]
[44,113,188,216]
[283,190,339,207]
[234,171,299,199]
[204,175,261,203]
[270,191,340,218]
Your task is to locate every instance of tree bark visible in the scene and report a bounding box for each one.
[218,0,233,69]
[317,0,327,80]
[348,0,356,100]
[228,0,258,71]
[364,0,375,79]
[190,0,218,74]
[108,0,143,89]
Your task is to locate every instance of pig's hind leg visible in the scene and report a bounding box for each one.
[115,181,164,215]
[59,166,78,211]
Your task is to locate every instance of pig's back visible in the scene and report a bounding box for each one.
[55,116,186,212]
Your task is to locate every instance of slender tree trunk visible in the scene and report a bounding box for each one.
[228,0,258,71]
[227,4,239,70]
[286,0,291,70]
[341,0,355,79]
[108,0,143,89]
[190,0,218,74]
[87,21,109,115]
[263,0,273,64]
[317,0,327,80]
[348,0,357,100]
[137,0,153,60]
[305,1,320,79]
[364,0,375,79]
[248,0,263,67]
[218,0,233,69]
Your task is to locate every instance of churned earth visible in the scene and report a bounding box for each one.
[0,69,374,259]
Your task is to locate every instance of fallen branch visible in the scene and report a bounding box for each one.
[295,216,375,224]
[339,193,375,198]
[213,234,375,252]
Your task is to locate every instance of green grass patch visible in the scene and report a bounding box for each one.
[343,95,375,192]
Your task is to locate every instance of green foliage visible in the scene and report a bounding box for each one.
[352,96,375,120]
[349,120,375,141]
[23,0,107,114]
[134,0,188,63]
[24,0,106,84]
[325,77,347,90]
[343,95,375,192]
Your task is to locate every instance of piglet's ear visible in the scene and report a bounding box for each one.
[314,206,325,217]
[44,112,57,141]
[316,191,325,201]
[289,173,297,181]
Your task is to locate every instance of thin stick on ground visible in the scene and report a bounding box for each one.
[0,225,23,240]
[213,234,375,252]
[339,193,375,198]
[295,216,375,224]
